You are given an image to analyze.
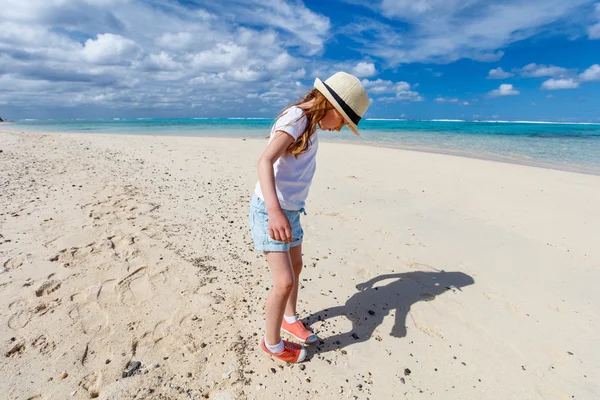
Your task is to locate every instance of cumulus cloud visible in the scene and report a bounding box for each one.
[541,78,580,90]
[340,0,591,64]
[350,62,377,77]
[579,64,600,81]
[361,78,423,102]
[488,84,519,97]
[82,33,143,65]
[487,67,514,79]
[0,0,336,117]
[517,63,569,77]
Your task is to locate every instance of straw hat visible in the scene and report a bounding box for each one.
[314,71,370,136]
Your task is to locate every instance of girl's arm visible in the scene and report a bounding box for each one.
[257,131,295,243]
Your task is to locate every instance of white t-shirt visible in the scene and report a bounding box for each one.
[254,106,318,211]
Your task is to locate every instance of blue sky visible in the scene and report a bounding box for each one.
[1,0,599,122]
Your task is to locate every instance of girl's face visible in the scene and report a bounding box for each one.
[318,108,346,132]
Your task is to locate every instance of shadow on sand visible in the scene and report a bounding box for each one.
[305,270,475,356]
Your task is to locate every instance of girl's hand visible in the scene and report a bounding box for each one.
[268,209,292,243]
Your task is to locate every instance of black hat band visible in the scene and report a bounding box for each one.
[322,81,361,125]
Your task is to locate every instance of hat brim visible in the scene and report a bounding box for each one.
[314,77,360,136]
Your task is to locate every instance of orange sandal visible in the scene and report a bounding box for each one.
[260,337,307,363]
[281,319,318,344]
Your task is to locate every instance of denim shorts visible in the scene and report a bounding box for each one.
[248,195,304,252]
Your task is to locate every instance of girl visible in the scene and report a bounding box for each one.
[248,72,370,363]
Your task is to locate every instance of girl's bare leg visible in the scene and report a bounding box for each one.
[264,251,295,345]
[285,244,303,317]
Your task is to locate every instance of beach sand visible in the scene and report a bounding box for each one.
[1,129,599,399]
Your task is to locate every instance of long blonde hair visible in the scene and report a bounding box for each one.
[273,89,334,158]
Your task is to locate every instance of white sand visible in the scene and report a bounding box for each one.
[1,129,599,399]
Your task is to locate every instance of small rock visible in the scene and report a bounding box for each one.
[122,361,142,378]
[404,368,411,376]
[299,365,306,371]
[305,377,311,383]
[270,368,276,374]
[187,372,192,377]
[400,377,405,384]
[368,310,375,315]
[105,359,111,364]
[60,371,68,379]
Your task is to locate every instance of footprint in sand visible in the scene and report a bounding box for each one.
[117,266,152,304]
[8,298,62,330]
[139,309,198,352]
[408,307,444,339]
[79,371,101,396]
[69,300,109,335]
[140,224,164,240]
[32,334,56,355]
[3,255,27,271]
[96,279,120,305]
[35,280,62,297]
[50,245,96,267]
[151,320,170,345]
[128,273,154,302]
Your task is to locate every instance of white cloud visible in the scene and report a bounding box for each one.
[361,78,423,102]
[0,0,333,117]
[518,63,569,77]
[589,4,600,39]
[435,97,459,103]
[541,78,580,90]
[340,0,591,64]
[189,42,248,71]
[579,64,600,81]
[350,62,377,77]
[82,33,143,65]
[489,84,519,97]
[202,1,330,55]
[487,67,514,79]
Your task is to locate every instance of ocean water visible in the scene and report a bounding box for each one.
[9,118,600,174]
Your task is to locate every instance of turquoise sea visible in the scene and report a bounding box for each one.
[9,118,600,174]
